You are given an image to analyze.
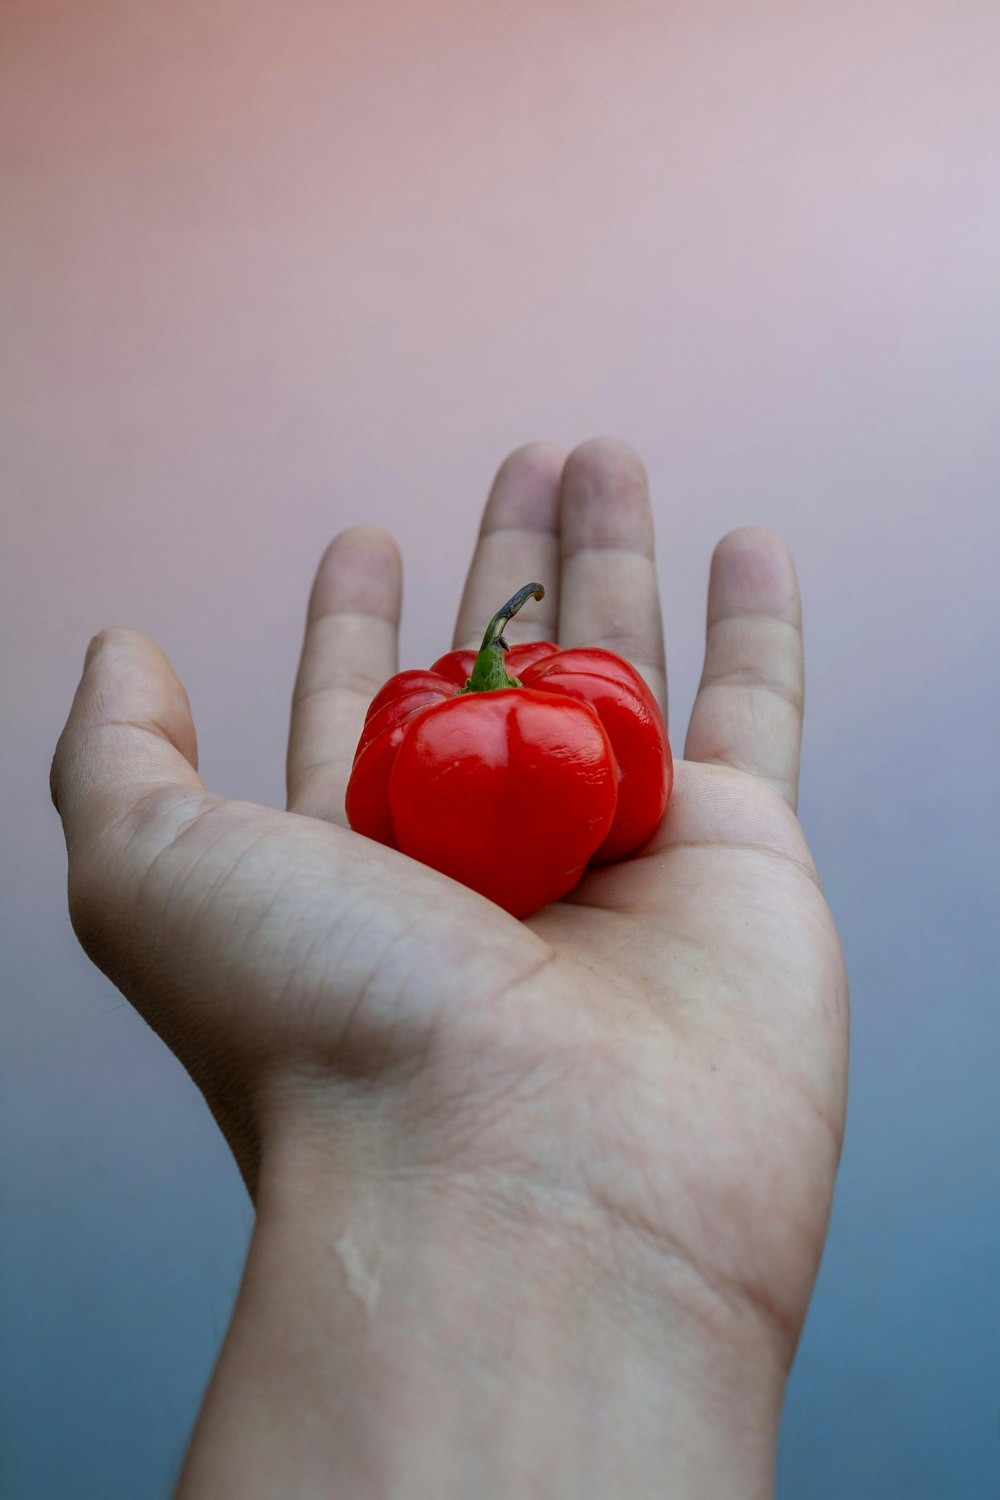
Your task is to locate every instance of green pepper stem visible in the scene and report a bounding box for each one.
[459,582,545,693]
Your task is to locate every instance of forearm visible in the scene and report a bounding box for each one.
[175,1145,786,1499]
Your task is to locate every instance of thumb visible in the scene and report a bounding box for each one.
[48,627,263,1176]
[49,625,218,1034]
[50,626,205,844]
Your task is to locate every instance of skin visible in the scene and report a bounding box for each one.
[50,437,849,1497]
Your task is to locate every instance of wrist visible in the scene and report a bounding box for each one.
[177,1137,786,1499]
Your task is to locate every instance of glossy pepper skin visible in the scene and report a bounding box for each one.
[345,584,673,918]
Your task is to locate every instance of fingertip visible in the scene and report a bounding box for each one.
[290,528,405,817]
[312,527,403,625]
[711,527,798,579]
[564,435,649,484]
[324,526,404,592]
[562,438,651,522]
[493,440,569,484]
[481,442,568,535]
[84,632,105,670]
[72,624,199,767]
[327,523,402,559]
[708,528,801,627]
[83,623,172,663]
[560,438,654,553]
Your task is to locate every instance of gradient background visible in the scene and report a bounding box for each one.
[3,1,999,1495]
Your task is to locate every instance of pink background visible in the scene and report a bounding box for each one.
[3,2,998,1493]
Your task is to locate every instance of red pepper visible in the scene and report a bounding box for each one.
[345,583,673,918]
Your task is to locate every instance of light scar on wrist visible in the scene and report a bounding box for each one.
[331,1226,382,1317]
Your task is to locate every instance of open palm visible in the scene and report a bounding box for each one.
[52,437,848,1378]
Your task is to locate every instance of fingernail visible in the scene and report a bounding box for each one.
[84,633,105,670]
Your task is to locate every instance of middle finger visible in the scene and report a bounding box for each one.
[452,442,566,650]
[558,438,668,722]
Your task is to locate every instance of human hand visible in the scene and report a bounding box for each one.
[51,438,848,1498]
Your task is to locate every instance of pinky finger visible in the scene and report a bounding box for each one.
[684,528,805,811]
